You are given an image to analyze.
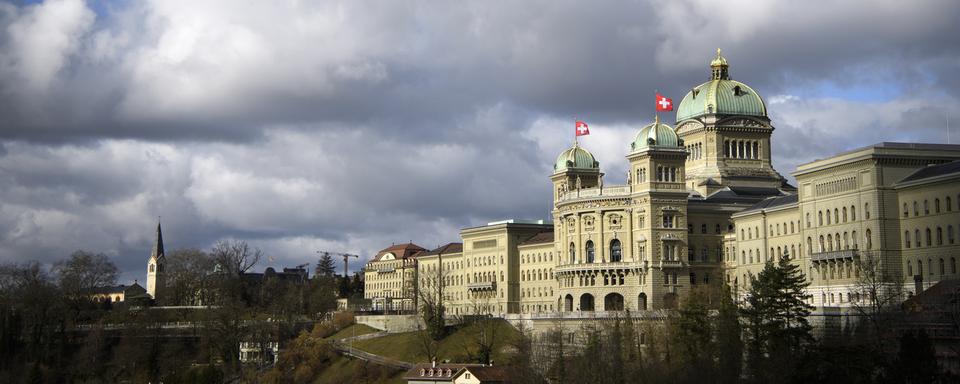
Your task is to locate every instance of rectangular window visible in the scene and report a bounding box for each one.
[663,214,675,228]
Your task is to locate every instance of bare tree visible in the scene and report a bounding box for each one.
[53,250,118,297]
[211,240,261,276]
[416,260,450,340]
[165,248,215,306]
[852,251,904,349]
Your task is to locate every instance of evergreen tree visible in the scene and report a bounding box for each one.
[716,283,744,384]
[315,252,336,277]
[740,256,814,382]
[350,272,364,298]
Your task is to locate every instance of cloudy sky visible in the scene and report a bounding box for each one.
[1,0,959,283]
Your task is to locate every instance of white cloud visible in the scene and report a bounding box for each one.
[4,0,94,93]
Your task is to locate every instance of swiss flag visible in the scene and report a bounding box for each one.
[656,93,673,111]
[575,121,590,136]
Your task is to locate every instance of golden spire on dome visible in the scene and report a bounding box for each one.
[710,48,729,80]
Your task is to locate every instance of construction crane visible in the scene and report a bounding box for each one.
[317,251,360,278]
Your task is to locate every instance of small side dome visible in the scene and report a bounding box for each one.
[554,143,599,171]
[631,116,680,152]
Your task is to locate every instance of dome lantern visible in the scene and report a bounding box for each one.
[710,48,729,80]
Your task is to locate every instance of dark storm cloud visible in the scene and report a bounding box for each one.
[1,0,959,282]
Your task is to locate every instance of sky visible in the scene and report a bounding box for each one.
[1,0,959,284]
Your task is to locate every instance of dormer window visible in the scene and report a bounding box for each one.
[733,85,743,96]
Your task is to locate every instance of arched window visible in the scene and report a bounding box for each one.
[864,203,870,219]
[807,237,813,255]
[935,198,941,213]
[905,231,911,248]
[949,225,956,244]
[610,239,622,262]
[638,293,648,310]
[939,258,945,275]
[827,234,833,251]
[919,260,924,277]
[834,208,839,224]
[908,261,913,276]
[806,213,811,228]
[866,229,873,249]
[569,242,576,264]
[604,293,624,311]
[580,293,595,311]
[826,211,831,225]
[851,206,856,221]
[937,227,943,245]
[842,207,848,222]
[819,235,825,252]
[914,201,919,216]
[924,200,930,215]
[818,211,823,226]
[926,228,932,246]
[952,258,957,274]
[585,241,595,263]
[904,203,909,218]
[947,196,953,212]
[916,229,922,248]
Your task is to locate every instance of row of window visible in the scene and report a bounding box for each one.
[686,142,704,160]
[632,166,682,183]
[809,204,869,228]
[723,139,760,159]
[521,268,553,282]
[568,239,624,263]
[521,252,553,264]
[904,226,957,248]
[689,222,727,235]
[521,287,554,298]
[811,230,863,253]
[904,195,956,217]
[907,257,958,277]
[688,247,723,263]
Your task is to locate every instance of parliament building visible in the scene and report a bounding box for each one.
[363,50,960,318]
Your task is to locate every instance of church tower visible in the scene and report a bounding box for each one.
[146,222,165,301]
[626,116,690,309]
[674,49,791,196]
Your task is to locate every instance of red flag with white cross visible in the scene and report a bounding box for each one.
[656,93,673,111]
[575,121,590,136]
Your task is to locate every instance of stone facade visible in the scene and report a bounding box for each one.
[361,51,960,323]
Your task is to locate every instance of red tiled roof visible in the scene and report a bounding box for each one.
[461,365,513,382]
[373,242,426,261]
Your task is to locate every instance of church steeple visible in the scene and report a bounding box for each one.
[150,221,165,261]
[146,221,166,301]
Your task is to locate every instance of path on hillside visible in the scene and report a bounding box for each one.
[331,331,415,371]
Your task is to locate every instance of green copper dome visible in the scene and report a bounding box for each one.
[554,143,599,171]
[631,116,680,152]
[676,49,767,122]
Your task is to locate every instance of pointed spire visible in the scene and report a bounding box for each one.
[150,221,165,261]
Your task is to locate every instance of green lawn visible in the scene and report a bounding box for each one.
[351,319,520,364]
[313,353,406,384]
[325,323,380,340]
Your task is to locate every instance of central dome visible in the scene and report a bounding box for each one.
[676,49,767,122]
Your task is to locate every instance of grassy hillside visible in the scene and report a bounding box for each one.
[311,354,406,384]
[351,319,520,364]
[325,323,380,340]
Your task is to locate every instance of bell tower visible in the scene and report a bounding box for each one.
[146,221,166,301]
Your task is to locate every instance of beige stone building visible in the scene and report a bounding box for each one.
[362,50,960,323]
[727,144,960,308]
[363,243,426,311]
